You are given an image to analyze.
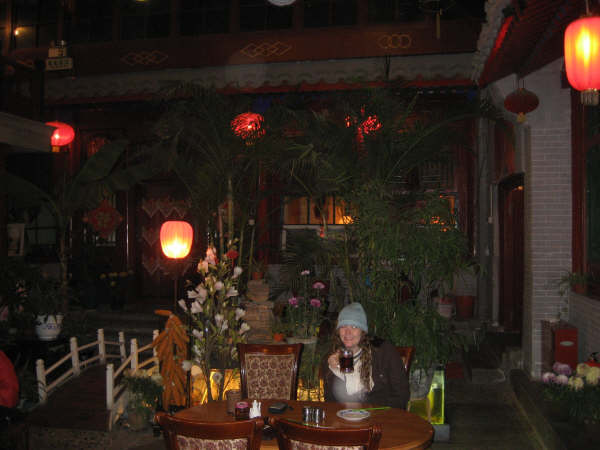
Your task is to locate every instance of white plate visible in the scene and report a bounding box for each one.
[336,409,371,421]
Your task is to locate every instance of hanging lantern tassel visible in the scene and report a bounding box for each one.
[503,88,539,123]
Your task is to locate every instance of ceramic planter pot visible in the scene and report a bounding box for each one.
[455,295,475,319]
[35,314,63,341]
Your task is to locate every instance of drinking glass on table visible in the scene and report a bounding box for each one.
[339,348,354,373]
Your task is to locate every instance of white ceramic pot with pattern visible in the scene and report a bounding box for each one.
[35,314,63,341]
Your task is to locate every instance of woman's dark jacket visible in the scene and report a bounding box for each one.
[323,338,409,409]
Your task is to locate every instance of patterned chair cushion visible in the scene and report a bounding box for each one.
[289,440,362,450]
[176,435,248,450]
[245,353,295,399]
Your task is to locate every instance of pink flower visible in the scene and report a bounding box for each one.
[301,270,310,276]
[312,281,326,290]
[555,374,569,385]
[552,362,572,376]
[310,298,321,308]
[288,297,298,306]
[542,372,556,384]
[205,247,218,265]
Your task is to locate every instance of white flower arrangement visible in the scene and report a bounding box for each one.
[179,243,250,401]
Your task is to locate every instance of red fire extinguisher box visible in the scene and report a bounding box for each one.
[541,321,578,372]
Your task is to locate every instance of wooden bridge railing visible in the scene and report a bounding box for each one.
[35,328,127,404]
[35,328,160,430]
[106,330,159,430]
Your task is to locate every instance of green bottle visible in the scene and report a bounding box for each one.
[428,365,445,424]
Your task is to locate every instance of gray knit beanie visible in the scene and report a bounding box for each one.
[336,303,368,333]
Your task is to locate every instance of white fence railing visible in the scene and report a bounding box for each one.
[35,328,160,430]
[106,330,159,429]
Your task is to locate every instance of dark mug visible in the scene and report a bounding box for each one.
[340,348,354,373]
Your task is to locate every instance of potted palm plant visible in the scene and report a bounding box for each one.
[26,276,66,341]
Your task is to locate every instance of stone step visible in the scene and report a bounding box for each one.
[84,310,166,347]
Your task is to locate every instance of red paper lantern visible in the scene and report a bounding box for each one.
[231,112,265,143]
[565,16,600,104]
[160,221,193,259]
[361,115,382,135]
[46,121,75,152]
[503,88,539,123]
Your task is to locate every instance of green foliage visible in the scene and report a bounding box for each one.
[543,363,600,423]
[281,270,327,339]
[124,369,164,418]
[346,186,473,335]
[276,229,346,313]
[4,140,160,308]
[298,340,330,401]
[0,259,66,328]
[387,301,467,372]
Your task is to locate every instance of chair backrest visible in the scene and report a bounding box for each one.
[270,417,382,450]
[395,346,415,373]
[155,411,264,450]
[237,343,302,400]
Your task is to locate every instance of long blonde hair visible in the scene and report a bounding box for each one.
[332,331,373,392]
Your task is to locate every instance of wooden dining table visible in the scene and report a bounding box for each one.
[175,399,433,449]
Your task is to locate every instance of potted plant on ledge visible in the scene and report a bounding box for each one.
[282,270,327,346]
[26,277,66,341]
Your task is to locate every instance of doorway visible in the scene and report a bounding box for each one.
[498,173,524,332]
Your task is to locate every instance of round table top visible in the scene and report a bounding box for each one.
[176,399,433,450]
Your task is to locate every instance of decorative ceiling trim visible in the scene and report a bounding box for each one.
[45,53,475,104]
[470,0,512,83]
[239,41,293,58]
[120,50,169,67]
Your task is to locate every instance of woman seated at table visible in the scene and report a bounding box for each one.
[324,303,409,409]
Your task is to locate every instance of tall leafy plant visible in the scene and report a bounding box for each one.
[4,140,159,308]
[149,85,274,282]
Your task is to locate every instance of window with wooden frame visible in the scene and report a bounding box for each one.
[67,0,113,44]
[120,0,170,40]
[239,0,293,31]
[11,0,58,49]
[180,0,229,35]
[304,0,357,28]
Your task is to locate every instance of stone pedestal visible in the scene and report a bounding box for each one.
[242,299,274,343]
[246,280,269,302]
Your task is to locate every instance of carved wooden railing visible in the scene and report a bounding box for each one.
[35,328,160,430]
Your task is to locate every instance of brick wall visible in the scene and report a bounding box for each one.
[494,59,572,377]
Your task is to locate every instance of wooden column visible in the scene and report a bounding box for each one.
[0,143,8,261]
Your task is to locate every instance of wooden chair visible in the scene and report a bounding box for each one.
[237,343,302,400]
[270,417,382,450]
[395,346,415,373]
[155,411,264,450]
[396,346,431,421]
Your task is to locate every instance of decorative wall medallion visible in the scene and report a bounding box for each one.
[85,199,123,239]
[377,33,412,50]
[240,41,292,58]
[121,50,169,66]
